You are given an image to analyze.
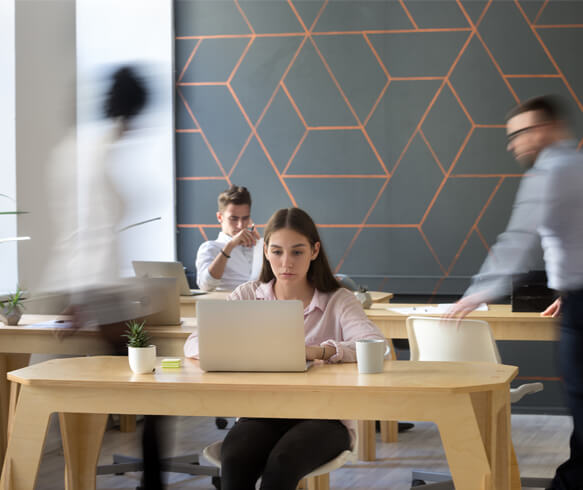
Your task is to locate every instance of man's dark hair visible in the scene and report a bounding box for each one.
[506,95,571,125]
[104,66,148,120]
[218,185,252,212]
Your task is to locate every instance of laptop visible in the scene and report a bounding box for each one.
[132,260,206,297]
[197,300,307,372]
[128,277,182,326]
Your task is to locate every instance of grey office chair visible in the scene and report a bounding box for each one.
[97,416,220,490]
[406,316,550,489]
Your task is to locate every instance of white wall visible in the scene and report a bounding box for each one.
[0,0,17,295]
[76,0,176,277]
[15,0,77,294]
[11,0,175,295]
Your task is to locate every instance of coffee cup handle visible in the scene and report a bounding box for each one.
[384,343,391,358]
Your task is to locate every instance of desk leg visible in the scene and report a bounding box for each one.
[437,389,512,490]
[380,339,399,444]
[0,387,51,490]
[357,420,376,461]
[7,383,20,445]
[60,413,108,490]
[119,414,136,432]
[379,421,398,442]
[0,354,30,471]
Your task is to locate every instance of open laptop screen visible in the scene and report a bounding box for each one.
[198,300,306,372]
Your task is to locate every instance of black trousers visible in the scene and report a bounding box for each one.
[220,418,351,490]
[551,289,583,490]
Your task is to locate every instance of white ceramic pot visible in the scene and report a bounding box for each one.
[128,345,157,374]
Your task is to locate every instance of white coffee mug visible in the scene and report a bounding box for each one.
[356,339,389,374]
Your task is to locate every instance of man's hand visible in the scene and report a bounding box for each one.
[54,304,84,339]
[229,226,260,249]
[541,298,561,318]
[445,292,489,321]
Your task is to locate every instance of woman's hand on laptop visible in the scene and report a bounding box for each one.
[305,344,334,361]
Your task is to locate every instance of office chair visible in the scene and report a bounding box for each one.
[405,316,550,489]
[97,416,220,490]
[202,431,359,490]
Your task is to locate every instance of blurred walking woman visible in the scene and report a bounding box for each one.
[184,207,386,490]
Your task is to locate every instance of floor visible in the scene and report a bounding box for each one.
[34,413,570,489]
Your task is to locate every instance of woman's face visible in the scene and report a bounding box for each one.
[264,228,320,286]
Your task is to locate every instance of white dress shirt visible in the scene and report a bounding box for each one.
[465,140,583,299]
[195,232,264,291]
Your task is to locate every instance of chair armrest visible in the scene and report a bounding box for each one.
[510,382,543,404]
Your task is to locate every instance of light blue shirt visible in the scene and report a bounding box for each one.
[465,140,583,299]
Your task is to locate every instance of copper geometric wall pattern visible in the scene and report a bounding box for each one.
[175,0,583,295]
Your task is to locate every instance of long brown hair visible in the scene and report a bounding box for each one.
[260,208,340,292]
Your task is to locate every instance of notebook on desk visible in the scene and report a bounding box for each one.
[132,260,206,297]
[197,300,308,372]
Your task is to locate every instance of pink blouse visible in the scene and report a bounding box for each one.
[183,279,387,360]
[183,280,387,449]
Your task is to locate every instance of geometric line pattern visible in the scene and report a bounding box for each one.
[176,0,583,296]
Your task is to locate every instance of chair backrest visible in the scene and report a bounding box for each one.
[406,316,501,364]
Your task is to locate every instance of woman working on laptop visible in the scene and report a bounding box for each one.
[184,207,386,490]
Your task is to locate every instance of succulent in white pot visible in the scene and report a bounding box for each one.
[354,286,372,309]
[123,320,156,374]
[0,286,25,326]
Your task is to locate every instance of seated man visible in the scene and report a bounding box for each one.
[196,185,263,291]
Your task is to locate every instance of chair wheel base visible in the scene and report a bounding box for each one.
[215,417,228,430]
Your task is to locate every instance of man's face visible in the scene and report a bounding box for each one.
[506,110,553,168]
[217,203,251,237]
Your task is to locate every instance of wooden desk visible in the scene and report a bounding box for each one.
[1,356,519,490]
[179,291,231,317]
[1,305,557,466]
[363,304,558,455]
[179,290,393,317]
[366,303,558,341]
[0,315,194,470]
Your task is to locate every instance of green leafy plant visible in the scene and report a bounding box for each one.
[0,286,25,315]
[123,320,151,348]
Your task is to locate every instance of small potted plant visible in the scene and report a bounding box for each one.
[123,320,157,374]
[0,286,25,326]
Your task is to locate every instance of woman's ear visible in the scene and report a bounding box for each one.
[263,241,269,258]
[311,241,320,260]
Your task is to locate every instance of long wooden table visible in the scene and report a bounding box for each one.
[1,356,519,490]
[367,304,557,341]
[0,305,557,467]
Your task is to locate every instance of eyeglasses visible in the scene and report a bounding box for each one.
[506,122,551,143]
